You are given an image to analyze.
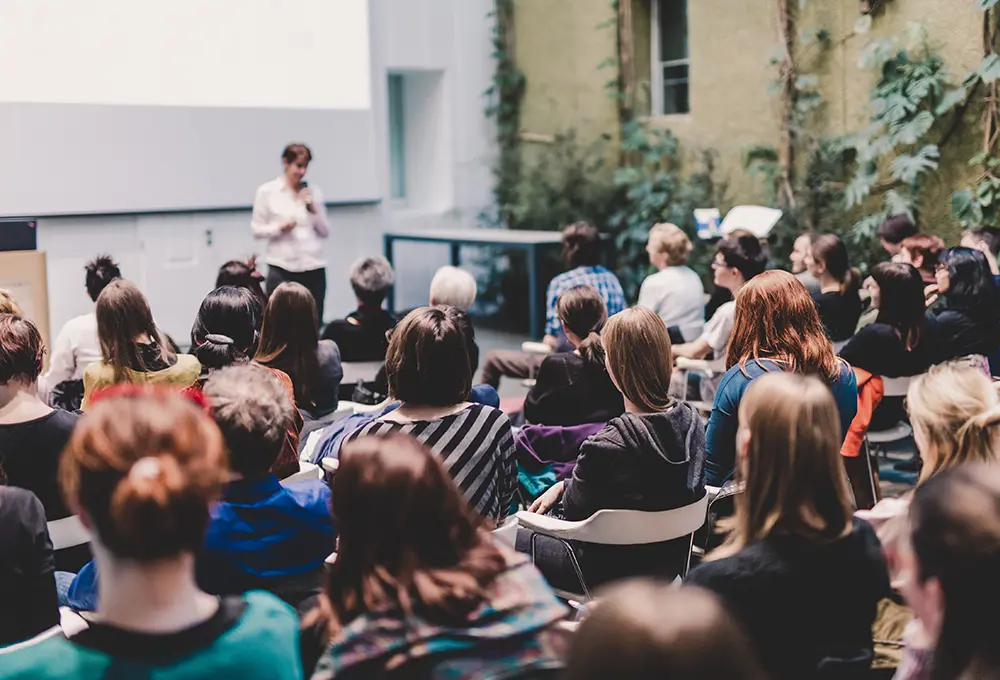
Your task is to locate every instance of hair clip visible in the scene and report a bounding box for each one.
[205,333,235,345]
[129,457,161,482]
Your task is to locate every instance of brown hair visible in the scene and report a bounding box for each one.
[255,282,322,409]
[384,307,472,406]
[564,581,767,680]
[727,270,841,382]
[95,279,175,382]
[810,233,860,296]
[59,390,226,560]
[877,215,918,245]
[900,234,945,274]
[0,314,45,385]
[602,306,674,413]
[562,222,602,269]
[557,286,609,373]
[0,289,23,315]
[648,223,693,267]
[282,143,313,164]
[711,372,853,559]
[314,434,504,640]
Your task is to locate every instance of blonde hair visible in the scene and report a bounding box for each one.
[711,372,852,559]
[907,362,1000,484]
[601,306,673,413]
[0,289,23,315]
[648,223,693,267]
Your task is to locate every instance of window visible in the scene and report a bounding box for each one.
[651,0,689,115]
[387,73,406,199]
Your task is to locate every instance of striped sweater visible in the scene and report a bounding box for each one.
[343,404,517,521]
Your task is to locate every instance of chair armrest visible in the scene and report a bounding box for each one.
[515,510,583,539]
[521,342,554,355]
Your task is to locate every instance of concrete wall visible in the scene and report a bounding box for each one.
[37,0,497,344]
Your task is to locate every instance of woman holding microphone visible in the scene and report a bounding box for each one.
[251,143,330,322]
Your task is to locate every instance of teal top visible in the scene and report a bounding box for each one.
[0,591,301,680]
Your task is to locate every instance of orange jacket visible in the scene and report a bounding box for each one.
[841,367,884,458]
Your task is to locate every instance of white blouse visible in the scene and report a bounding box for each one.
[38,312,102,399]
[250,176,331,272]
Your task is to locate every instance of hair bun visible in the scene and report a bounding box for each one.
[205,333,235,345]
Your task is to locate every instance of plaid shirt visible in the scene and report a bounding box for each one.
[545,266,626,336]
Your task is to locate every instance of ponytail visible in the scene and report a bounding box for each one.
[194,332,249,371]
[840,267,861,298]
[577,331,607,373]
[955,405,1000,464]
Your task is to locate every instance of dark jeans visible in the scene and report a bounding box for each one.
[266,265,327,323]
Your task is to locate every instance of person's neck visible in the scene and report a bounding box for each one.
[391,401,470,421]
[94,547,218,633]
[0,383,51,424]
[819,272,841,294]
[728,279,747,297]
[285,176,300,192]
[624,398,661,416]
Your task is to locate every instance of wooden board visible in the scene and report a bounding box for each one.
[0,251,50,363]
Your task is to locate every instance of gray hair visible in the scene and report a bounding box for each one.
[349,256,395,305]
[429,266,477,312]
[202,364,294,477]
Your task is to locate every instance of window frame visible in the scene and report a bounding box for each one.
[650,0,690,116]
[387,72,407,201]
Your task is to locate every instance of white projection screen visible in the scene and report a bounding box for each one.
[0,0,378,217]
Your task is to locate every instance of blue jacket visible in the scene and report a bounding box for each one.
[68,475,334,610]
[704,359,858,486]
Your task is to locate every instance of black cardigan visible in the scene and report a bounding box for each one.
[523,352,624,427]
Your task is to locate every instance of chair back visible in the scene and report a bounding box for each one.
[493,515,518,547]
[281,461,322,485]
[880,375,913,398]
[340,361,384,385]
[48,515,91,551]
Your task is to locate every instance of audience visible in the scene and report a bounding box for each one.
[924,247,1000,365]
[806,233,862,343]
[637,223,705,342]
[960,224,1000,279]
[215,257,269,314]
[321,256,396,362]
[521,306,705,590]
[39,255,121,410]
[2,390,301,678]
[256,281,343,420]
[688,372,890,680]
[877,214,919,258]
[429,265,478,311]
[523,285,624,426]
[899,234,946,285]
[343,307,516,521]
[480,221,625,388]
[302,434,567,678]
[82,279,200,409]
[790,232,821,293]
[704,270,857,486]
[563,581,767,680]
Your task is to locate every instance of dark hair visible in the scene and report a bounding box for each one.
[901,234,945,274]
[85,255,122,302]
[557,286,609,373]
[562,222,602,269]
[965,225,1000,256]
[871,262,926,352]
[811,233,860,297]
[215,259,268,313]
[0,314,45,384]
[716,232,767,282]
[439,306,479,377]
[282,143,312,164]
[314,434,504,639]
[255,282,322,409]
[59,391,226,560]
[909,464,1000,680]
[877,215,918,245]
[939,247,999,316]
[96,280,175,381]
[385,307,472,406]
[190,286,261,371]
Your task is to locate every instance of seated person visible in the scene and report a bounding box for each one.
[877,214,919,259]
[67,366,335,611]
[520,307,706,591]
[429,265,478,311]
[480,222,626,388]
[215,257,269,315]
[344,307,516,521]
[256,282,343,420]
[790,233,820,294]
[82,279,200,409]
[321,256,396,362]
[39,255,120,411]
[705,271,857,486]
[6,390,300,678]
[899,234,945,285]
[637,223,705,341]
[524,285,624,426]
[301,434,567,678]
[924,247,1000,365]
[961,224,1000,282]
[805,233,862,343]
[688,372,889,680]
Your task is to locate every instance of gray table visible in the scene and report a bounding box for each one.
[383,228,565,339]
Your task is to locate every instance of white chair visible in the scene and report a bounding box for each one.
[520,341,553,388]
[673,357,726,417]
[516,494,709,601]
[281,461,322,485]
[321,457,341,474]
[340,361,384,386]
[493,515,519,548]
[47,515,91,551]
[867,375,914,452]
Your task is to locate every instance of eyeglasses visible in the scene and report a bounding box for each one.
[711,257,728,269]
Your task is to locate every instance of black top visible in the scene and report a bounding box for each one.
[0,409,79,520]
[523,352,624,426]
[0,487,58,646]
[686,518,890,680]
[924,308,1000,365]
[838,322,931,377]
[321,306,396,363]
[302,340,344,419]
[812,291,862,342]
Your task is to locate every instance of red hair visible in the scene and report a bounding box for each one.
[726,270,840,382]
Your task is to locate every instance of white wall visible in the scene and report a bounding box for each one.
[36,0,496,344]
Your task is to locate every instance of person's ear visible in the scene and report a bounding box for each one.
[914,254,924,270]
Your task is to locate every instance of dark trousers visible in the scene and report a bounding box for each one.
[266,265,327,323]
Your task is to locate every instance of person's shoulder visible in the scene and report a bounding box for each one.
[255,176,284,194]
[169,355,202,383]
[317,339,341,361]
[83,361,114,382]
[241,590,299,624]
[0,631,85,679]
[49,408,81,429]
[281,478,332,508]
[216,592,300,673]
[0,485,46,520]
